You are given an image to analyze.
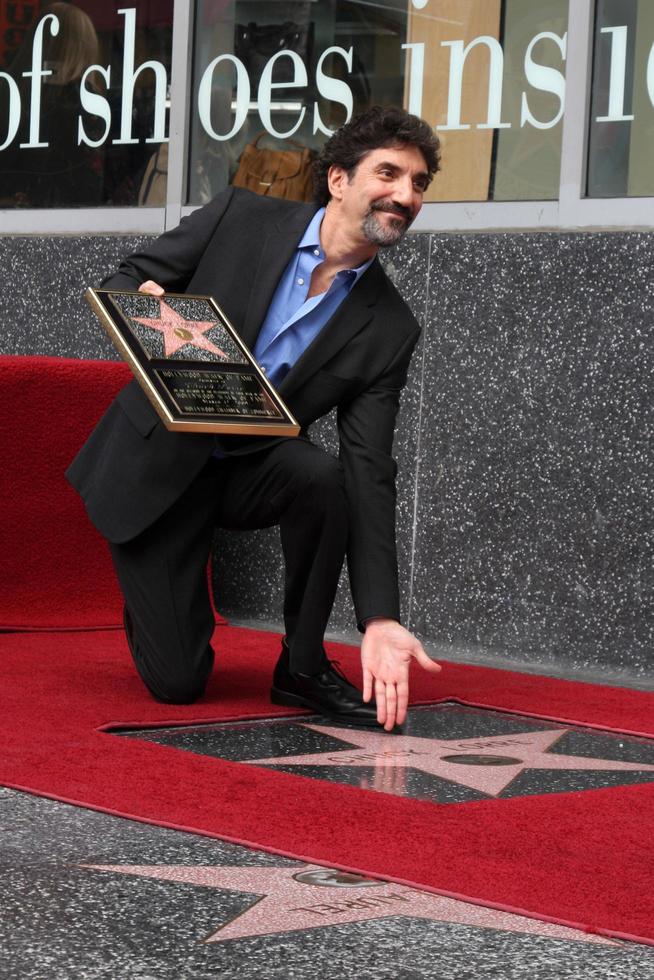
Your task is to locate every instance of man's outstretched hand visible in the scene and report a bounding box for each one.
[361,619,441,731]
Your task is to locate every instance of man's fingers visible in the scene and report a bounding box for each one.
[396,680,409,727]
[362,626,437,730]
[384,701,399,731]
[138,280,165,296]
[383,685,397,731]
[375,678,387,725]
[414,647,442,673]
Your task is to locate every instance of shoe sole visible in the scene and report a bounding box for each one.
[270,685,381,728]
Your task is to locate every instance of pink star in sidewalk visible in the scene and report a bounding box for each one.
[245,724,654,798]
[81,862,618,945]
[132,299,228,359]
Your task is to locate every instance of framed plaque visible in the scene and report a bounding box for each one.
[85,288,300,436]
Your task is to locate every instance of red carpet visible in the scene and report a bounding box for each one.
[1,626,653,945]
[0,356,225,632]
[3,354,652,942]
[0,356,131,630]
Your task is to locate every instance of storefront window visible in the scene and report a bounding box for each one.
[188,0,568,206]
[0,1,173,208]
[587,0,654,198]
[492,0,568,201]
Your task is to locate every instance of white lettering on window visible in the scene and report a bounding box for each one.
[7,20,654,163]
[596,25,634,122]
[646,40,654,108]
[402,42,425,118]
[78,65,112,147]
[20,12,59,149]
[198,54,250,140]
[521,31,567,130]
[0,73,21,151]
[438,36,510,131]
[258,51,307,138]
[314,46,353,136]
[114,7,168,145]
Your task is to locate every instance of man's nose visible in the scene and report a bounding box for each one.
[392,177,417,208]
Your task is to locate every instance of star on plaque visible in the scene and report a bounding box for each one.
[80,862,618,945]
[244,724,654,798]
[132,299,228,359]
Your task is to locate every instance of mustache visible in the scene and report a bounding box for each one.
[370,201,414,222]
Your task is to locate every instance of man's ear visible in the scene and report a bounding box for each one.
[327,165,348,201]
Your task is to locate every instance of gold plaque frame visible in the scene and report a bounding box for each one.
[85,288,300,436]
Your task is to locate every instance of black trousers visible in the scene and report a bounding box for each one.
[109,438,348,703]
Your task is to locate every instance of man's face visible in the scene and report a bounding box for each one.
[329,144,430,248]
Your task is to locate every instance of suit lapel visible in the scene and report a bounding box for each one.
[278,258,385,399]
[240,201,318,351]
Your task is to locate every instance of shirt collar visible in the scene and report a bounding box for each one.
[299,207,325,251]
[299,207,375,285]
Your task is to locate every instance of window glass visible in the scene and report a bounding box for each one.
[493,0,568,202]
[587,0,654,197]
[0,2,173,208]
[188,0,569,206]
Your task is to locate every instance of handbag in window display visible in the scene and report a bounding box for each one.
[234,20,314,89]
[232,132,315,202]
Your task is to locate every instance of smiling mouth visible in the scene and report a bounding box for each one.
[373,206,412,222]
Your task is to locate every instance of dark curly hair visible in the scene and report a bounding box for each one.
[313,105,440,206]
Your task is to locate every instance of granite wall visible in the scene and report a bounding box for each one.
[2,231,651,681]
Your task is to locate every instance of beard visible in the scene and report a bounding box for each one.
[361,202,413,247]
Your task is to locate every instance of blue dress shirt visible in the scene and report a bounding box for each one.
[252,207,374,388]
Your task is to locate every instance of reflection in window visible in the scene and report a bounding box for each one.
[187,0,409,206]
[0,1,173,208]
[188,0,568,206]
[588,0,654,198]
[0,0,578,209]
[493,0,568,202]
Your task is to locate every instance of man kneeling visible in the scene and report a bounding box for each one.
[67,106,442,731]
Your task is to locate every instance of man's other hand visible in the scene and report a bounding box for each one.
[361,619,441,731]
[138,280,165,296]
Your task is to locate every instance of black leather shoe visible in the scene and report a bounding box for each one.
[271,639,379,727]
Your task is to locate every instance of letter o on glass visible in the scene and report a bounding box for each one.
[198,54,250,141]
[0,73,21,151]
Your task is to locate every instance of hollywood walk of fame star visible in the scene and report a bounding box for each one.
[132,300,228,359]
[80,862,618,946]
[244,724,654,798]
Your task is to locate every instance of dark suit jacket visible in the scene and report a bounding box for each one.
[67,187,421,626]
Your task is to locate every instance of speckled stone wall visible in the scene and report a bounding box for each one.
[413,234,652,679]
[2,236,153,360]
[2,231,651,680]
